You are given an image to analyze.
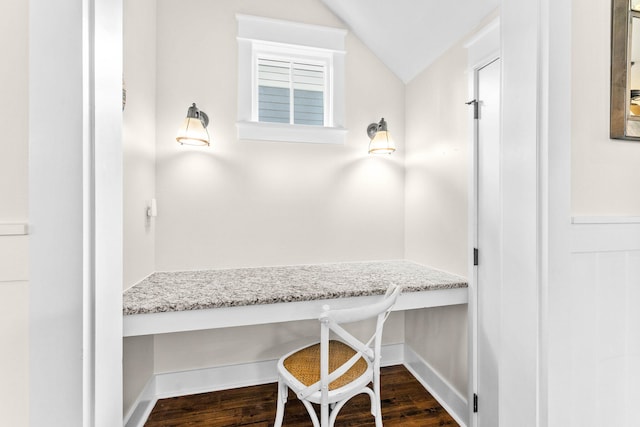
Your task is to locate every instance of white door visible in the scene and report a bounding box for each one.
[475,57,501,427]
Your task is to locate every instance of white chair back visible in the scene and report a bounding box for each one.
[314,284,400,399]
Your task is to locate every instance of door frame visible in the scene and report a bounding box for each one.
[464,17,500,427]
[29,0,123,425]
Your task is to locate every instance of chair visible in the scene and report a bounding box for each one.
[273,285,402,427]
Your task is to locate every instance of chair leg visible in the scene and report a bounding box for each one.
[329,390,375,427]
[301,400,321,427]
[274,380,287,427]
[371,383,383,427]
[321,402,329,427]
[373,399,383,427]
[329,398,346,427]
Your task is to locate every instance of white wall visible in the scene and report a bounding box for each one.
[153,0,405,272]
[404,40,469,278]
[571,0,640,216]
[151,0,405,372]
[122,0,157,416]
[123,0,157,289]
[0,0,29,425]
[0,2,29,224]
[123,335,154,417]
[403,33,474,397]
[121,0,406,395]
[154,313,406,373]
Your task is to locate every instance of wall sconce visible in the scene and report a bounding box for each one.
[176,103,210,146]
[366,118,396,154]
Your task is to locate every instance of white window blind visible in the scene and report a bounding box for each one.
[257,57,325,126]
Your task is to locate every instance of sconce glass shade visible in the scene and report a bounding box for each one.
[368,130,396,154]
[176,103,210,146]
[367,118,396,154]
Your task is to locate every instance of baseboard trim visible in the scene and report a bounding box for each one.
[124,376,157,427]
[155,358,279,399]
[124,343,465,427]
[403,345,468,427]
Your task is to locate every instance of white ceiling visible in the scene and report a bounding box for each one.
[321,0,499,83]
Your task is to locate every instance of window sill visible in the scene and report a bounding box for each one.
[236,121,347,145]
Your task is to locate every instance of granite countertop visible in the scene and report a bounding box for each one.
[123,260,468,316]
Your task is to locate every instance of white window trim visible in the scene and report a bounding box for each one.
[236,14,347,145]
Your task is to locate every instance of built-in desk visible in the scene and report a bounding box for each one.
[123,260,468,337]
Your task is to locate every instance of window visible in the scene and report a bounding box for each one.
[237,14,347,144]
[257,57,326,126]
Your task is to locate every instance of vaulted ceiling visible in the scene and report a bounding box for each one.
[321,0,499,83]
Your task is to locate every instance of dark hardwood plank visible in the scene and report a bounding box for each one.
[144,365,460,426]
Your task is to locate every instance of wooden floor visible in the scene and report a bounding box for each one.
[144,365,459,426]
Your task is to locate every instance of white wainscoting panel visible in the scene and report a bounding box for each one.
[0,235,28,282]
[0,281,29,427]
[568,220,640,427]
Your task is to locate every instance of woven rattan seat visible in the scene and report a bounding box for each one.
[283,340,368,390]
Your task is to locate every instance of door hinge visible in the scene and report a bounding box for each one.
[466,99,479,119]
[473,393,478,413]
[473,248,479,266]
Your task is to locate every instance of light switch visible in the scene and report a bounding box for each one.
[147,199,157,218]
